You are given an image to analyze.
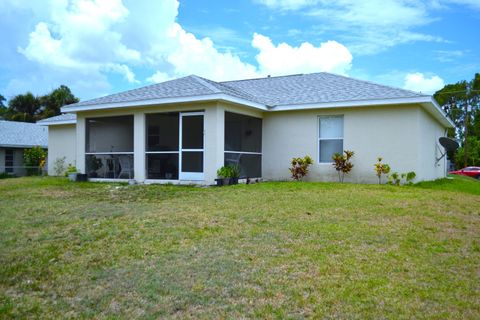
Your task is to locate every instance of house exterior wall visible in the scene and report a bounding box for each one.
[47,124,76,176]
[262,104,446,183]
[13,149,24,175]
[51,102,447,184]
[417,107,447,181]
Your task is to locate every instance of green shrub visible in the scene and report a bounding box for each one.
[0,172,14,179]
[289,155,313,181]
[388,171,416,185]
[23,146,47,176]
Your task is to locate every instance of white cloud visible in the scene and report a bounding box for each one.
[146,71,171,84]
[252,33,352,76]
[403,72,445,94]
[434,49,465,62]
[256,0,446,54]
[11,0,354,98]
[161,23,259,81]
[17,0,141,93]
[255,0,318,10]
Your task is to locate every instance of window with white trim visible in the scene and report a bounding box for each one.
[318,115,343,163]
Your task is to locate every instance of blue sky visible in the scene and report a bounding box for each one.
[0,0,479,101]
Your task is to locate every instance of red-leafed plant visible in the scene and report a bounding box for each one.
[332,150,354,183]
[374,157,391,184]
[290,155,313,181]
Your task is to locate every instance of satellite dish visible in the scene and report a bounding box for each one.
[436,137,459,163]
[439,137,459,152]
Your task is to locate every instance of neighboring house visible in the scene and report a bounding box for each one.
[40,72,454,184]
[0,120,48,176]
[37,114,77,176]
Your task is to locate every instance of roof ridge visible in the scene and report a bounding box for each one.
[192,75,269,105]
[221,73,305,83]
[321,72,430,97]
[189,75,222,93]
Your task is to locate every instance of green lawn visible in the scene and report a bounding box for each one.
[1,176,479,319]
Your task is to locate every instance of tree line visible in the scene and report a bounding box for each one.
[434,73,480,168]
[0,85,79,123]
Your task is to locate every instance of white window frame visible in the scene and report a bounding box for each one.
[317,115,344,164]
[179,112,205,181]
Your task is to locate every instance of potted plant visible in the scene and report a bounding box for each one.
[229,164,241,185]
[216,164,241,186]
[86,156,103,178]
[65,164,78,181]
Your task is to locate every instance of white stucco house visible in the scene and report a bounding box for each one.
[38,72,454,184]
[0,120,48,176]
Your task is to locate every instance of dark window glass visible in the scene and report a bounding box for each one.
[182,115,203,149]
[225,112,262,153]
[147,154,179,179]
[182,151,203,172]
[86,116,133,153]
[319,140,343,163]
[225,153,261,178]
[5,149,14,173]
[146,113,179,151]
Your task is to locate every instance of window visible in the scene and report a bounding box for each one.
[224,112,262,178]
[5,149,14,173]
[318,116,343,163]
[85,115,134,179]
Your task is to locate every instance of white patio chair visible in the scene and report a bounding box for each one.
[117,156,133,179]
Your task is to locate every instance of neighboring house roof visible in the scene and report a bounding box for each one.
[37,113,77,126]
[59,72,454,128]
[0,120,48,148]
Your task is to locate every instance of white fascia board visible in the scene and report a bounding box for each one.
[271,96,455,128]
[0,144,47,149]
[270,96,433,111]
[61,94,267,113]
[427,97,455,128]
[36,120,76,126]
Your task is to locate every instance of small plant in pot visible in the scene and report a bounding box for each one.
[86,156,103,178]
[216,164,241,186]
[65,164,78,181]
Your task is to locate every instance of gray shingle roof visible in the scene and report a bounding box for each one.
[67,75,256,108]
[64,72,428,110]
[223,72,427,106]
[0,120,48,148]
[37,113,76,124]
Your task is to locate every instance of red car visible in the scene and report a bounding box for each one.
[449,166,480,179]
